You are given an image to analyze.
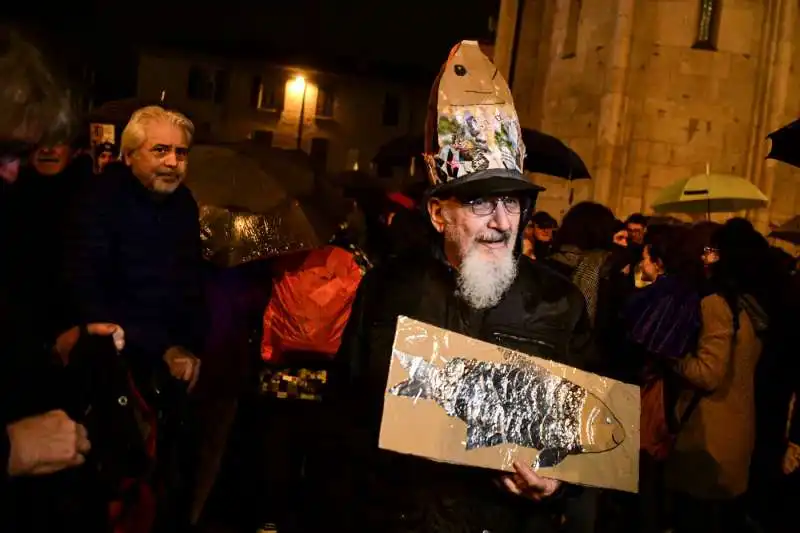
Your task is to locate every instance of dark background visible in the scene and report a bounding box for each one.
[5,0,500,103]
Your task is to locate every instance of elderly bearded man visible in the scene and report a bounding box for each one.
[319,42,598,533]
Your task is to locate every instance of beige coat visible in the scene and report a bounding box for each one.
[666,294,762,499]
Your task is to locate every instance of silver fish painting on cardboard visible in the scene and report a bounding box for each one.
[388,349,626,469]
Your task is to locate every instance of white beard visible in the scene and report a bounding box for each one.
[457,244,518,310]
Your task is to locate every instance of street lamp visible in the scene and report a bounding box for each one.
[290,75,308,150]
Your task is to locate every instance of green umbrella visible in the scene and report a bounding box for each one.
[652,170,769,214]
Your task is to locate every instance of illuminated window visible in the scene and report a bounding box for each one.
[692,0,721,51]
[250,75,285,112]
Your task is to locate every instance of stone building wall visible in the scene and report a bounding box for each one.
[498,0,799,231]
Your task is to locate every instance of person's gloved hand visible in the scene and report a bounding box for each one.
[6,410,91,476]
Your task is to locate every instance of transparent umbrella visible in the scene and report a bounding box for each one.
[187,144,314,212]
[200,196,347,268]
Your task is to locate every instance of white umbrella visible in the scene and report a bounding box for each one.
[652,169,769,214]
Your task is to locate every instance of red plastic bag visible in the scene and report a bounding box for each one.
[261,246,364,363]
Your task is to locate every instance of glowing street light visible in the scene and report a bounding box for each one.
[289,75,306,95]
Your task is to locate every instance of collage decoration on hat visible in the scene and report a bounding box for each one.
[423,40,539,197]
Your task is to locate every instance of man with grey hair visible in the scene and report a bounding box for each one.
[63,104,206,529]
[66,105,204,389]
[120,106,194,194]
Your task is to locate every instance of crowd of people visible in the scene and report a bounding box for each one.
[1,29,799,533]
[520,204,800,533]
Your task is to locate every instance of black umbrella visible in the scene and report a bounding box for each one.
[373,136,423,168]
[521,129,590,180]
[373,129,590,180]
[767,119,800,168]
[86,98,164,129]
[329,170,385,191]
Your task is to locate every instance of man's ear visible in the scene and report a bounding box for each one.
[427,197,446,233]
[122,151,133,166]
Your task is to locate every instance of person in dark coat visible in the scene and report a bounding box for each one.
[63,105,205,392]
[0,29,96,531]
[309,41,600,533]
[62,105,206,532]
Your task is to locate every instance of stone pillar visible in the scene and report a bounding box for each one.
[493,0,520,80]
[754,0,795,232]
[744,0,778,188]
[591,0,636,210]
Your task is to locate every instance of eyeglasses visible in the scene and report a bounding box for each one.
[463,196,521,217]
[703,246,719,255]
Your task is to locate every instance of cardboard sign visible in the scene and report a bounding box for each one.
[379,316,640,493]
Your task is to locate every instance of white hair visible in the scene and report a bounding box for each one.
[456,244,518,309]
[120,105,194,157]
[442,218,519,310]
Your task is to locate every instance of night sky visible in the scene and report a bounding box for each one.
[8,0,498,70]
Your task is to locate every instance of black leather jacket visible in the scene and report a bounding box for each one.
[322,251,598,533]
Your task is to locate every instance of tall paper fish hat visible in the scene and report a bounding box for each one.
[424,41,543,199]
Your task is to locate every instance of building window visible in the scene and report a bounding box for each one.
[252,130,274,146]
[214,70,229,104]
[187,66,229,102]
[692,0,721,51]
[561,0,582,59]
[315,86,335,118]
[346,148,360,171]
[195,122,212,142]
[187,66,215,100]
[309,137,330,173]
[382,94,401,127]
[251,75,285,112]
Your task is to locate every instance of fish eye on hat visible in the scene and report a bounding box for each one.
[423,41,544,202]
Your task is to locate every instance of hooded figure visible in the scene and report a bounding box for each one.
[302,42,599,533]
